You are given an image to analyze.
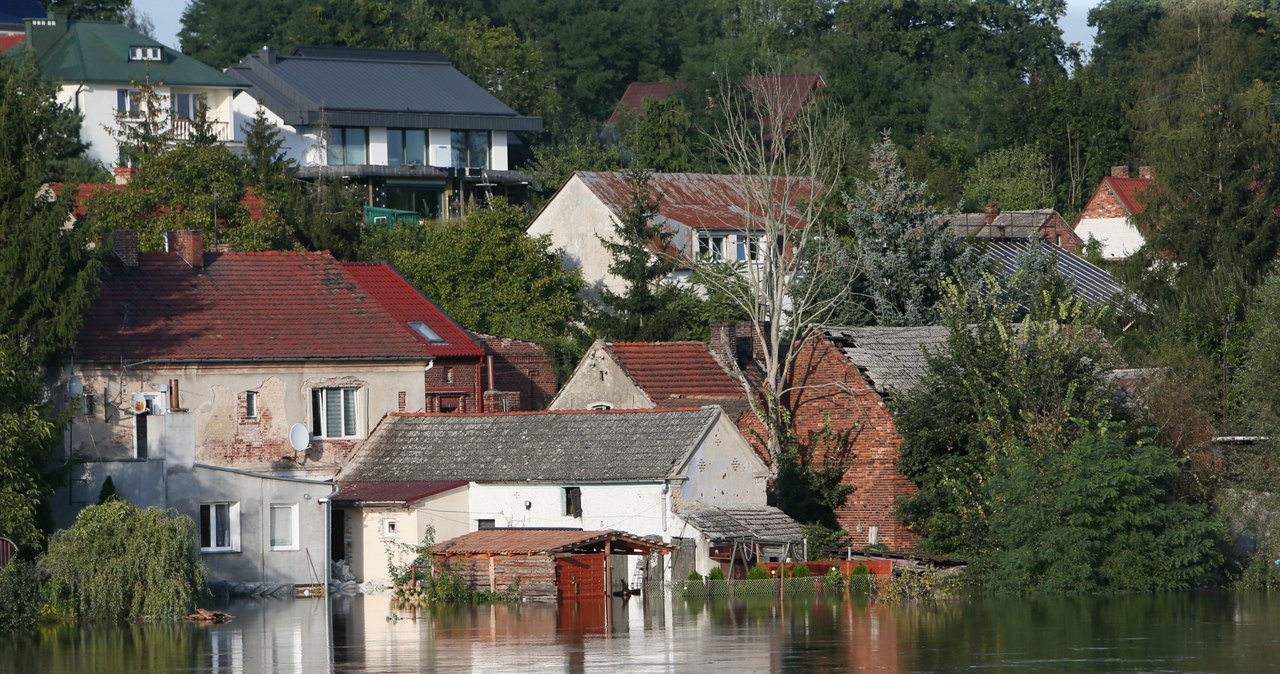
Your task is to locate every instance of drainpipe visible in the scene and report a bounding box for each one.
[475,358,484,413]
[318,484,340,597]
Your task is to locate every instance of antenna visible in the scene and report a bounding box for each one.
[288,423,310,452]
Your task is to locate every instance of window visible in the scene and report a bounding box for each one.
[477,519,496,530]
[444,367,454,384]
[311,387,358,438]
[408,321,444,344]
[381,518,399,540]
[269,504,298,550]
[734,234,762,261]
[200,502,240,552]
[170,92,206,121]
[135,413,148,458]
[450,130,490,169]
[129,45,162,61]
[326,127,368,166]
[438,395,461,413]
[244,391,258,419]
[590,403,612,410]
[116,89,143,118]
[563,487,582,518]
[697,232,726,261]
[387,128,427,166]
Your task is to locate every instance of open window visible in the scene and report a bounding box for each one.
[311,387,359,438]
[563,487,582,518]
[200,502,241,552]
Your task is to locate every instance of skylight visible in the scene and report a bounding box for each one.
[408,321,445,344]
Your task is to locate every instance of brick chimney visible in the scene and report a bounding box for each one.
[983,201,1001,226]
[1137,166,1154,180]
[1110,166,1130,178]
[113,167,136,185]
[111,230,138,268]
[167,230,204,269]
[709,321,753,372]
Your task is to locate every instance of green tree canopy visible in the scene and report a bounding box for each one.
[962,145,1052,212]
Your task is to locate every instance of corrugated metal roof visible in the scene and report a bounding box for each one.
[341,262,483,358]
[682,505,803,543]
[432,528,670,555]
[820,326,951,396]
[332,480,467,505]
[981,240,1130,307]
[342,407,722,483]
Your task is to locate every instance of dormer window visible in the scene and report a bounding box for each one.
[129,46,163,62]
[408,321,445,344]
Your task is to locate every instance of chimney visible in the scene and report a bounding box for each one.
[1137,166,1154,180]
[1110,166,1130,178]
[167,230,204,269]
[259,45,276,65]
[111,230,139,268]
[25,14,70,57]
[113,167,136,185]
[983,201,1000,226]
[709,321,755,372]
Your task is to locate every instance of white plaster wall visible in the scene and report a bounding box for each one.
[68,83,239,169]
[467,482,672,537]
[677,412,770,508]
[546,345,654,410]
[231,93,309,165]
[526,175,625,295]
[491,131,508,171]
[348,487,469,583]
[1075,216,1143,260]
[428,129,451,167]
[368,127,388,165]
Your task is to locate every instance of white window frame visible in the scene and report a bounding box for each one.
[697,232,727,261]
[734,233,762,262]
[128,46,162,61]
[269,503,299,551]
[381,517,399,540]
[245,390,258,419]
[116,88,144,118]
[311,387,359,438]
[200,502,241,553]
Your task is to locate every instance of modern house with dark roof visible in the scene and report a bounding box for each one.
[17,14,245,172]
[336,406,785,581]
[0,0,42,34]
[226,46,543,219]
[1073,166,1156,260]
[66,230,486,476]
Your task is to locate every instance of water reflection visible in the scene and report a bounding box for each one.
[4,590,1280,673]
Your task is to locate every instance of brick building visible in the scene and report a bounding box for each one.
[471,333,557,412]
[1073,166,1156,260]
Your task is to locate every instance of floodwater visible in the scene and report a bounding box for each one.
[2,588,1278,673]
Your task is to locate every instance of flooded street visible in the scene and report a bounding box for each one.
[3,589,1278,672]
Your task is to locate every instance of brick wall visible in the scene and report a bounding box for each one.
[1042,212,1084,253]
[475,335,557,411]
[785,333,920,552]
[425,356,481,413]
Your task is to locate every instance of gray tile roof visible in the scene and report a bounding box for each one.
[682,505,803,543]
[343,407,723,483]
[981,240,1131,308]
[819,326,950,395]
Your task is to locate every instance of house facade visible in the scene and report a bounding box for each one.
[335,407,783,581]
[948,206,1084,254]
[1073,166,1156,260]
[21,15,243,172]
[226,46,542,218]
[549,338,750,413]
[330,480,470,584]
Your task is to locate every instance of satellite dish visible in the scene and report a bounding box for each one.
[289,423,311,452]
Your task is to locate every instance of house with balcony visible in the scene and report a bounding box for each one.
[18,15,244,172]
[225,46,542,219]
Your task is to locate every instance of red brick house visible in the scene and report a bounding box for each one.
[471,333,557,411]
[1073,166,1155,260]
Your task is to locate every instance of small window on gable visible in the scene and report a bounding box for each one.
[477,519,496,530]
[408,321,445,344]
[563,487,582,518]
[245,391,258,419]
[590,403,612,410]
[381,518,398,540]
[129,46,162,61]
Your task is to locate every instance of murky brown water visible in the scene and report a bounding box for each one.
[2,589,1277,672]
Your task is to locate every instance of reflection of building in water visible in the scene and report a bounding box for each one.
[201,598,329,674]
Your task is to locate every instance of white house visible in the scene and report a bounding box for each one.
[21,15,244,172]
[334,406,796,584]
[1073,166,1156,261]
[225,46,542,218]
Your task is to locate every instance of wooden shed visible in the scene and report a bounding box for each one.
[431,529,671,601]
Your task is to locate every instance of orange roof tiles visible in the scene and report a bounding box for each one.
[1103,176,1154,215]
[432,529,669,555]
[341,262,483,358]
[607,341,745,401]
[78,251,450,362]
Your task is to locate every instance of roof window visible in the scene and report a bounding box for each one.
[129,46,163,62]
[408,321,445,344]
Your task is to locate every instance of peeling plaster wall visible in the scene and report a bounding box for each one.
[547,345,652,411]
[66,361,429,473]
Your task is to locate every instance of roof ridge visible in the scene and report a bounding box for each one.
[389,406,718,418]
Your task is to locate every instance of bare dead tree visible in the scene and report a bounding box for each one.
[695,66,855,470]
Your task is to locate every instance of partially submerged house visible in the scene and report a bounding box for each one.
[431,529,672,600]
[1073,166,1156,260]
[681,505,803,578]
[335,406,785,582]
[226,46,542,217]
[329,480,469,584]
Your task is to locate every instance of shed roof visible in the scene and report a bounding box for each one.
[26,19,241,87]
[682,505,803,543]
[432,528,670,556]
[980,240,1130,307]
[819,326,951,396]
[331,480,467,506]
[342,407,724,483]
[226,46,541,132]
[340,262,483,358]
[77,251,447,363]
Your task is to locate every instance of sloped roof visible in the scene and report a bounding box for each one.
[331,480,467,506]
[0,34,26,51]
[742,72,825,124]
[574,171,822,234]
[432,529,670,556]
[77,251,447,363]
[1102,176,1154,215]
[980,240,1130,307]
[341,262,483,358]
[682,505,803,543]
[819,326,950,396]
[947,210,1077,243]
[27,19,241,87]
[342,407,722,483]
[610,80,678,123]
[226,46,541,132]
[607,342,744,401]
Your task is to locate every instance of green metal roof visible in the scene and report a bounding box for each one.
[30,20,240,87]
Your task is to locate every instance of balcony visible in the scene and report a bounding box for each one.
[168,118,233,143]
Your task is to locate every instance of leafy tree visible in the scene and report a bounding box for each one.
[0,340,65,552]
[179,0,300,68]
[39,500,207,621]
[962,145,1052,211]
[241,104,297,197]
[359,198,584,341]
[621,95,696,172]
[43,0,132,21]
[528,122,624,194]
[293,175,363,260]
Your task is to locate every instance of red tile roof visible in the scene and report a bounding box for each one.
[48,182,269,221]
[77,251,450,362]
[341,262,483,358]
[610,80,678,123]
[332,480,467,505]
[0,34,26,52]
[432,529,671,555]
[1103,176,1154,215]
[607,342,745,401]
[742,72,826,125]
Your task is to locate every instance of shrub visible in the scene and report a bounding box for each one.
[824,565,845,594]
[746,565,771,580]
[0,560,41,631]
[706,566,725,581]
[686,569,704,582]
[388,528,518,605]
[39,500,207,622]
[849,563,873,595]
